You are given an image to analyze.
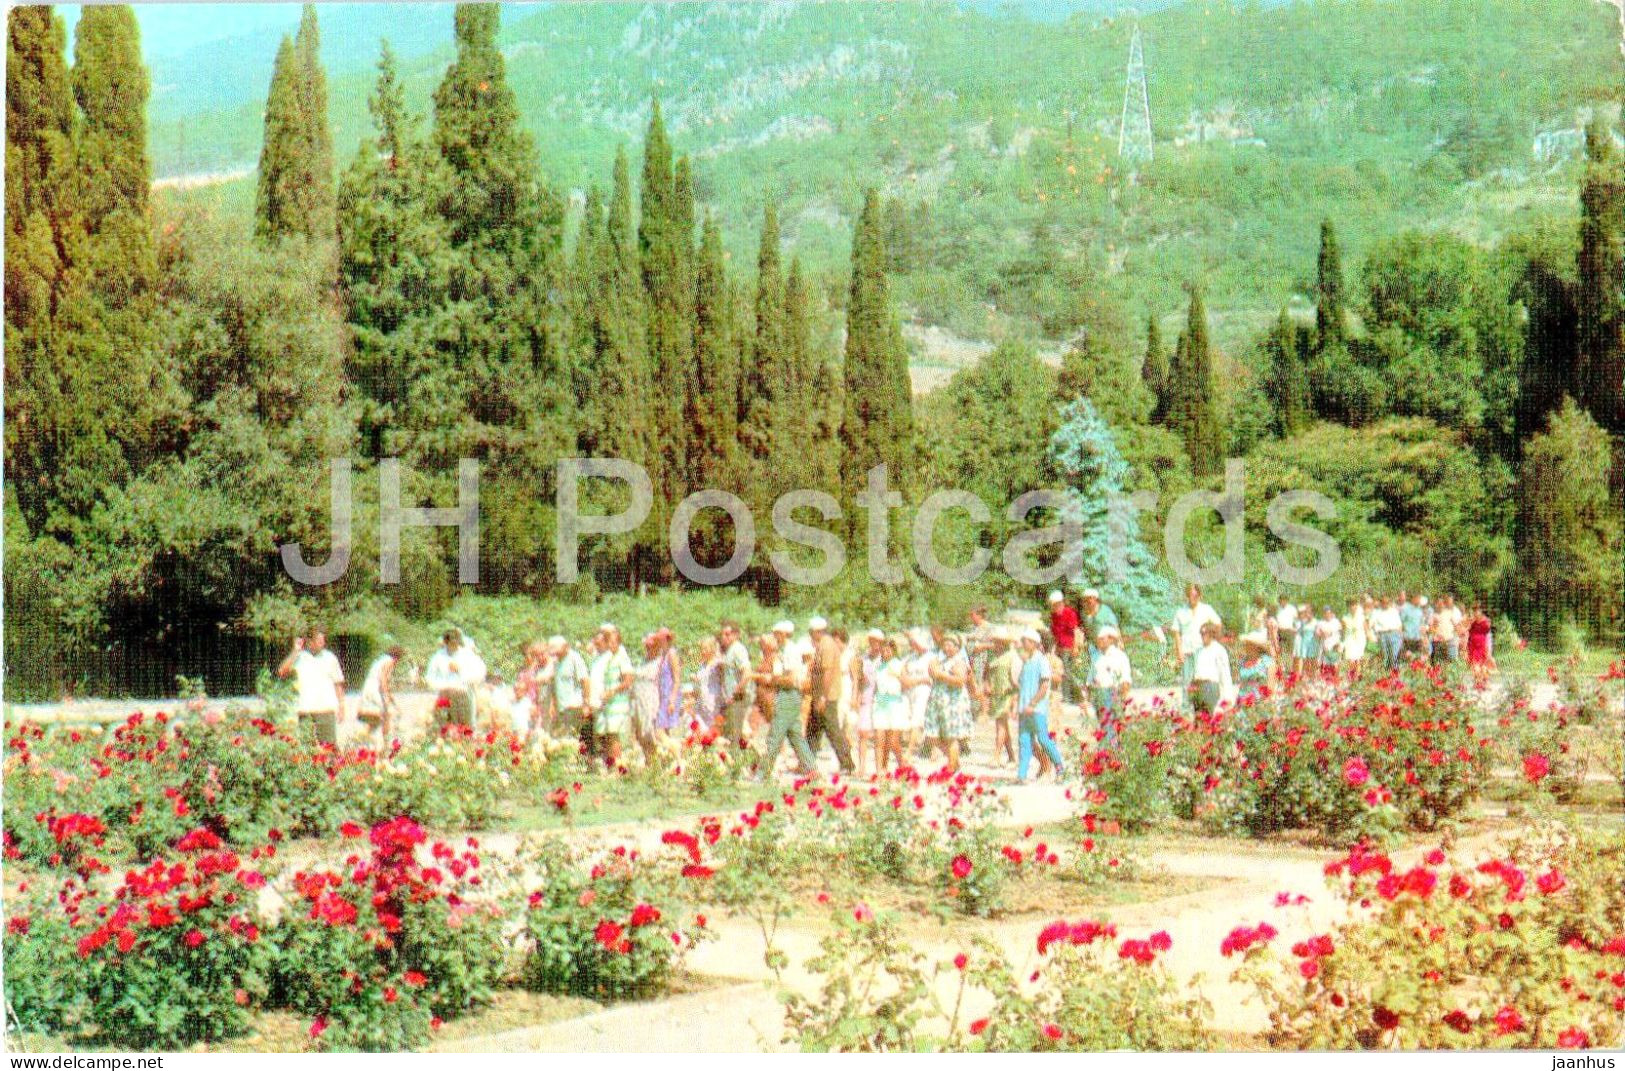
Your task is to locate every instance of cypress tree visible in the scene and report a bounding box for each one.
[5,5,77,530]
[255,6,334,241]
[600,146,652,470]
[841,188,914,503]
[5,5,74,335]
[292,6,333,237]
[338,40,454,457]
[1315,218,1345,349]
[71,5,148,223]
[433,3,555,253]
[1168,286,1223,475]
[1142,311,1168,422]
[689,213,744,550]
[1265,308,1312,437]
[1576,122,1624,433]
[639,103,694,564]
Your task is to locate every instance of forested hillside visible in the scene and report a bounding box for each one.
[149,0,1623,357]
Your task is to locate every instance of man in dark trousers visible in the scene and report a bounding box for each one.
[804,616,856,775]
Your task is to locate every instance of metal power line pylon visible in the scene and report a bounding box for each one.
[1118,25,1153,165]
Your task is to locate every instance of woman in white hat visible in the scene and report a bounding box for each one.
[852,628,885,776]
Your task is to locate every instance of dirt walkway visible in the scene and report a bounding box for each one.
[441,827,1514,1053]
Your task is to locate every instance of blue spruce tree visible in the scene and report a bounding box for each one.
[1046,397,1173,629]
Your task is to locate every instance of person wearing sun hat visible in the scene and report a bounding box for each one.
[1015,628,1066,783]
[1236,630,1275,702]
[1087,625,1132,748]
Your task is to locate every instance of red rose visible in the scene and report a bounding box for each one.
[594,919,624,951]
[950,855,973,880]
[184,929,205,948]
[1493,1006,1524,1034]
[953,953,968,970]
[969,1019,990,1036]
[1522,753,1550,783]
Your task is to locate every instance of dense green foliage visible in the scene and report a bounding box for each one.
[3,1,1622,699]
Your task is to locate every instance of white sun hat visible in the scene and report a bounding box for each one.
[808,616,828,631]
[772,620,795,634]
[1048,590,1064,603]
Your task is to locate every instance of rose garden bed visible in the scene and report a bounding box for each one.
[3,659,1620,1052]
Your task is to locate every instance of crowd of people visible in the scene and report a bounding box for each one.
[273,583,1499,783]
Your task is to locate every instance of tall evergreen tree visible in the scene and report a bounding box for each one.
[1166,286,1223,476]
[1515,397,1623,640]
[1264,308,1312,436]
[1142,311,1168,422]
[741,203,785,469]
[692,213,740,493]
[841,188,914,505]
[1048,397,1172,629]
[639,103,694,566]
[71,6,148,223]
[1576,122,1624,433]
[255,7,334,241]
[6,5,78,531]
[338,40,454,457]
[5,5,74,343]
[433,2,556,253]
[1315,217,1345,349]
[595,146,652,470]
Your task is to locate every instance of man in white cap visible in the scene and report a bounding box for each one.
[804,616,855,774]
[1016,628,1066,783]
[1087,625,1132,749]
[1047,590,1082,705]
[1078,589,1120,702]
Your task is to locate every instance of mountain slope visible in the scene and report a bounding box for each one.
[148,0,1623,360]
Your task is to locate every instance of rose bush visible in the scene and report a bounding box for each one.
[3,827,276,1048]
[271,816,511,1052]
[781,907,1211,1051]
[1231,825,1625,1050]
[519,836,710,1001]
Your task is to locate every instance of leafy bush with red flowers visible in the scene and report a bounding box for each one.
[4,710,572,873]
[1077,716,1175,834]
[927,820,1014,919]
[270,817,510,1052]
[1153,665,1492,843]
[2,827,276,1048]
[1231,825,1625,1049]
[781,907,1211,1051]
[519,837,710,1001]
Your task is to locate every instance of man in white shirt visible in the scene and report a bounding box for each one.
[1172,584,1223,708]
[425,628,479,730]
[1429,596,1463,665]
[1088,626,1132,748]
[1370,596,1403,668]
[549,635,590,740]
[277,628,345,746]
[1273,596,1298,663]
[1190,622,1233,714]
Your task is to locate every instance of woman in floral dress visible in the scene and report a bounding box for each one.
[924,633,973,772]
